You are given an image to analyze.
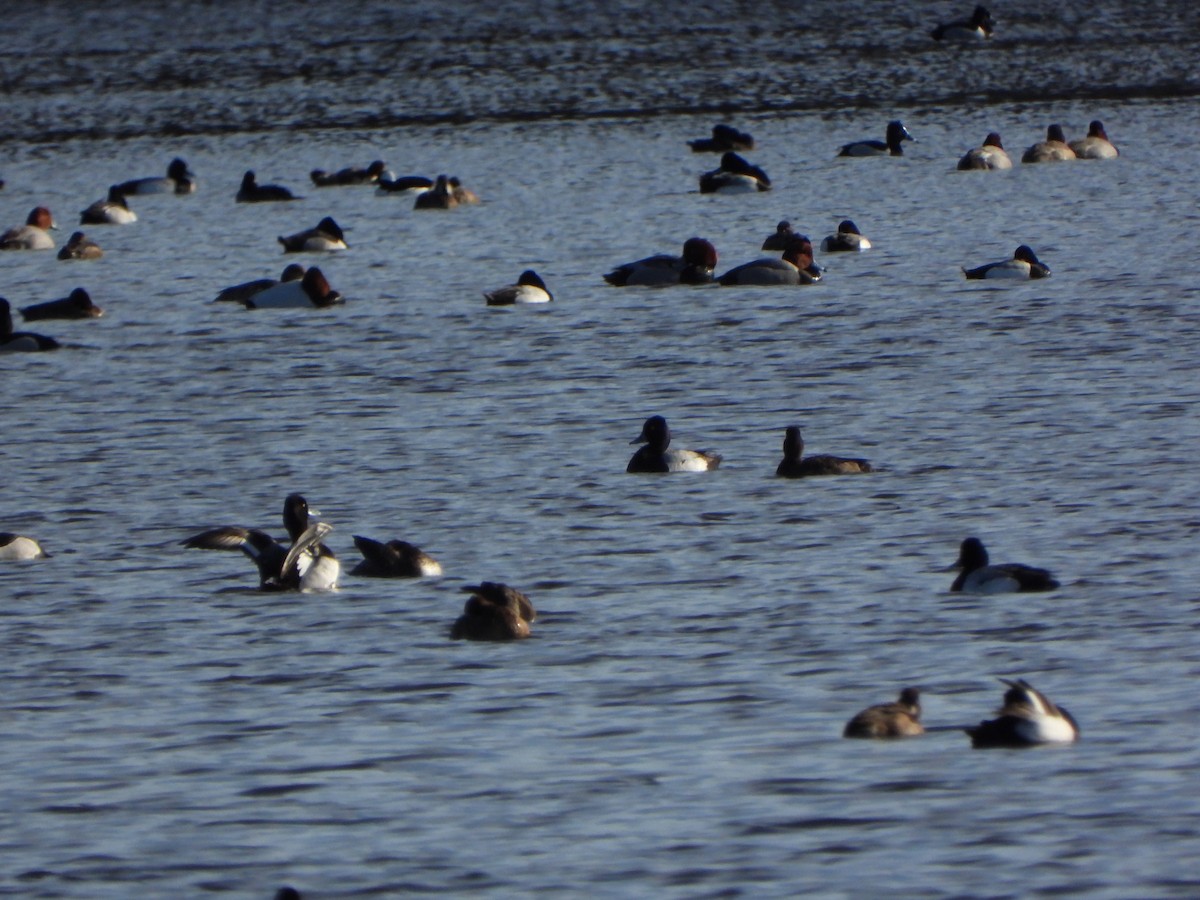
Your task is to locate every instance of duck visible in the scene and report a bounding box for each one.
[451,582,536,640]
[242,266,343,309]
[413,174,458,210]
[277,216,347,252]
[838,121,915,157]
[180,493,340,592]
[1,207,56,250]
[931,5,994,40]
[1021,125,1076,163]
[843,687,924,738]
[80,186,137,225]
[699,151,771,193]
[274,888,302,900]
[350,536,443,577]
[449,177,480,205]
[0,532,49,560]
[604,237,718,287]
[957,132,1013,170]
[948,536,1060,593]
[0,298,60,351]
[776,426,871,477]
[965,678,1080,747]
[237,170,301,202]
[113,157,196,195]
[214,264,307,304]
[717,234,822,286]
[57,231,103,260]
[376,174,434,195]
[1069,120,1119,159]
[20,287,103,321]
[309,160,387,187]
[962,245,1050,279]
[484,269,553,305]
[627,415,722,473]
[761,221,797,251]
[688,123,755,153]
[820,219,871,252]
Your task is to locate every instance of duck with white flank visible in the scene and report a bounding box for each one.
[451,582,535,640]
[627,415,722,473]
[931,5,994,40]
[963,245,1050,279]
[241,267,343,309]
[80,186,137,225]
[278,217,347,252]
[838,121,915,157]
[776,426,871,477]
[114,158,196,195]
[957,132,1013,170]
[1,207,56,250]
[350,536,443,577]
[1069,120,1119,159]
[948,537,1060,593]
[966,679,1079,747]
[484,270,553,305]
[214,264,307,304]
[718,235,822,286]
[820,220,871,252]
[699,152,771,193]
[604,238,717,286]
[0,533,49,560]
[843,688,924,738]
[1022,125,1076,163]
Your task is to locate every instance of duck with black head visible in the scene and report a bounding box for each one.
[948,537,1059,593]
[838,121,914,157]
[966,678,1079,747]
[957,132,1012,170]
[451,582,535,640]
[1,298,60,351]
[776,426,871,477]
[718,235,822,286]
[627,415,721,473]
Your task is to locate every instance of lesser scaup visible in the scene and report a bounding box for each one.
[57,231,103,260]
[957,132,1013,170]
[1,207,56,250]
[1069,120,1119,159]
[820,219,871,252]
[20,287,103,321]
[604,237,718,286]
[114,158,196,195]
[451,582,535,640]
[843,687,924,738]
[278,216,347,252]
[80,186,137,225]
[717,234,822,285]
[627,415,722,473]
[244,266,342,309]
[0,298,60,351]
[966,678,1079,747]
[237,171,301,202]
[949,537,1060,593]
[776,426,871,477]
[838,121,915,157]
[350,536,443,577]
[699,151,771,193]
[761,221,797,251]
[484,270,553,305]
[0,532,49,560]
[931,5,994,40]
[310,160,387,187]
[962,245,1050,279]
[689,123,755,153]
[214,264,307,304]
[1021,125,1076,163]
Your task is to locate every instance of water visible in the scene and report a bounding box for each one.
[2,2,1200,897]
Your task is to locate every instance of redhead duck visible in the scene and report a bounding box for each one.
[957,132,1013,170]
[843,688,924,738]
[1,207,56,250]
[1069,120,1119,159]
[20,287,103,321]
[451,582,535,640]
[776,426,871,477]
[820,219,871,252]
[1021,125,1076,163]
[413,174,458,210]
[0,298,60,351]
[114,158,196,195]
[0,532,49,560]
[80,186,137,225]
[376,174,434,195]
[689,123,755,153]
[310,160,387,187]
[243,266,342,309]
[627,415,722,473]
[717,235,821,285]
[484,270,553,305]
[237,170,301,202]
[761,221,797,251]
[57,231,103,260]
[838,121,914,157]
[931,5,994,40]
[214,264,307,304]
[963,245,1050,279]
[949,537,1060,593]
[351,536,443,577]
[278,216,347,252]
[181,493,340,592]
[966,679,1079,747]
[699,151,770,193]
[604,237,717,286]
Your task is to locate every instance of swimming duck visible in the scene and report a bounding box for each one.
[931,5,994,40]
[0,298,60,351]
[604,237,717,286]
[80,186,137,225]
[449,177,480,205]
[376,174,434,195]
[1,207,56,250]
[627,415,722,473]
[242,266,343,309]
[181,493,340,592]
[776,426,871,477]
[114,158,196,195]
[484,270,553,305]
[962,245,1050,279]
[957,132,1013,170]
[1021,125,1076,163]
[413,174,458,210]
[451,582,535,640]
[237,170,301,202]
[717,235,822,285]
[699,152,771,193]
[277,217,347,252]
[20,287,103,321]
[965,678,1079,747]
[761,221,797,251]
[309,160,387,187]
[948,537,1060,593]
[820,220,871,252]
[1069,120,1119,159]
[57,231,103,260]
[214,264,307,304]
[274,888,302,900]
[0,532,49,560]
[843,687,924,738]
[838,121,915,157]
[689,123,755,153]
[350,536,443,577]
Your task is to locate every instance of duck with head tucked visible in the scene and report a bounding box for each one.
[80,186,137,225]
[20,287,103,321]
[957,132,1012,170]
[604,237,717,287]
[310,160,387,187]
[237,170,301,202]
[761,221,797,251]
[948,536,1060,593]
[689,123,755,153]
[242,266,343,309]
[484,270,553,305]
[963,245,1050,279]
[699,152,771,193]
[931,5,994,40]
[451,582,535,640]
[966,678,1079,747]
[1069,120,1119,159]
[776,426,871,477]
[57,231,103,260]
[843,687,924,738]
[839,121,915,157]
[1,298,60,351]
[627,415,722,473]
[1022,125,1076,163]
[718,235,821,286]
[821,220,871,252]
[351,536,443,577]
[0,532,49,560]
[278,216,347,252]
[214,263,307,304]
[1,207,56,250]
[114,157,196,195]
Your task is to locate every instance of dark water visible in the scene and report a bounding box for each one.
[2,2,1200,898]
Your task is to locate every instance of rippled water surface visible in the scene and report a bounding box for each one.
[3,2,1200,897]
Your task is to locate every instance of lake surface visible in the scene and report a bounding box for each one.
[2,1,1199,897]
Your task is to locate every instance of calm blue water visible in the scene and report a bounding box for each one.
[2,2,1200,897]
